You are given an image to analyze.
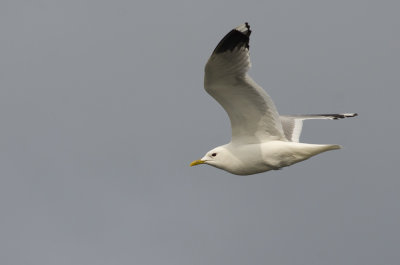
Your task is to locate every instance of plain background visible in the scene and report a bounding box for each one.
[1,0,399,264]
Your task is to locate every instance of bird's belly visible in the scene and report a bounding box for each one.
[227,162,274,175]
[259,141,307,169]
[222,141,332,175]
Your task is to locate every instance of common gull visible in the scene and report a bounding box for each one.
[190,23,357,175]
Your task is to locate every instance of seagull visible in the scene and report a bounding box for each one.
[190,23,357,175]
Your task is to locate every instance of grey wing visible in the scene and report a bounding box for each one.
[204,23,286,143]
[280,113,358,142]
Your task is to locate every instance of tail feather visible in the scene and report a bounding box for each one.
[305,144,342,157]
[326,144,342,151]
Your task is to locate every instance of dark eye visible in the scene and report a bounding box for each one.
[211,153,217,157]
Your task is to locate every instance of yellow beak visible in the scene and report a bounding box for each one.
[190,159,205,167]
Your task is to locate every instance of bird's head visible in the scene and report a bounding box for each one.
[190,146,230,169]
[190,145,264,175]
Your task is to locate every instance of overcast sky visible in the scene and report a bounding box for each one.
[1,0,399,264]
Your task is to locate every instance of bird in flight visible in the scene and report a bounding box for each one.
[190,23,357,175]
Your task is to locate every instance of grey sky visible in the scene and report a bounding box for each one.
[0,0,399,264]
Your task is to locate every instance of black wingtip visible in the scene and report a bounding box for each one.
[326,113,358,120]
[212,23,251,54]
[302,113,358,120]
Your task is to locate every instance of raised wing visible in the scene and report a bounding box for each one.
[204,23,286,143]
[280,113,358,142]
